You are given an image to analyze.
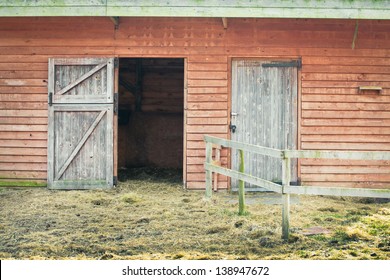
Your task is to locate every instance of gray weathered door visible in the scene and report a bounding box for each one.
[47,58,115,189]
[231,59,298,191]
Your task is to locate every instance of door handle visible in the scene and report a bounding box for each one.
[229,124,236,133]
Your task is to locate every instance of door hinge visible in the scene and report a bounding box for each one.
[114,57,119,69]
[114,92,118,115]
[262,59,302,69]
[48,92,53,106]
[113,176,118,186]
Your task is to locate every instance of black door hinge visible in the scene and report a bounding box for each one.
[262,59,302,69]
[48,92,53,106]
[114,92,118,115]
[113,176,118,186]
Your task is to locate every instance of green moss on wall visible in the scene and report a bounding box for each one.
[0,181,46,187]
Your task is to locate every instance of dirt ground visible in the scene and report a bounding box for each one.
[0,168,389,260]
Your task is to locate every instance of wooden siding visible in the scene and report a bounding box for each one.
[0,17,389,189]
[0,0,389,20]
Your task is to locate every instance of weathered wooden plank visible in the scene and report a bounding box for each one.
[187,71,227,80]
[302,81,390,88]
[301,142,390,151]
[302,87,390,95]
[187,87,227,94]
[0,63,48,71]
[187,110,227,118]
[0,70,48,79]
[188,64,227,71]
[285,150,390,161]
[302,166,390,174]
[0,94,47,102]
[187,79,227,87]
[187,149,228,157]
[0,131,47,140]
[0,117,48,125]
[187,95,228,102]
[0,110,47,117]
[188,55,228,63]
[300,159,389,166]
[0,79,46,87]
[302,102,389,111]
[187,164,204,173]
[303,65,390,74]
[0,170,46,179]
[187,102,227,110]
[187,181,228,190]
[301,134,390,143]
[302,119,390,127]
[187,133,228,141]
[0,162,46,171]
[0,86,47,94]
[0,147,46,156]
[0,124,47,131]
[187,125,227,134]
[187,118,227,125]
[301,127,390,135]
[205,162,282,193]
[302,94,390,103]
[204,135,283,158]
[285,185,390,199]
[0,155,46,163]
[301,181,390,189]
[302,73,390,82]
[302,110,390,119]
[0,139,47,148]
[187,156,228,165]
[0,102,46,110]
[303,57,390,67]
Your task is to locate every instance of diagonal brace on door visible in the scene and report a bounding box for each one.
[55,110,106,181]
[56,63,107,95]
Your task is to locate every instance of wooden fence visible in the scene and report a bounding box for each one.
[204,135,390,240]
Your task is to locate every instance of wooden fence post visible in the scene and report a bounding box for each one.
[238,149,246,215]
[282,153,291,240]
[205,142,213,199]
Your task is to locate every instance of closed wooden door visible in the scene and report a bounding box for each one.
[47,58,115,189]
[231,59,298,191]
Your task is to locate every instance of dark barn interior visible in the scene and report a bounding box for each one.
[117,58,184,175]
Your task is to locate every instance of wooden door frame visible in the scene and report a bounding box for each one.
[227,56,302,190]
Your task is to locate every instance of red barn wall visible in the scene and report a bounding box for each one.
[0,17,389,189]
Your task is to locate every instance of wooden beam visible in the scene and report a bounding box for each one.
[222,17,227,29]
[204,135,283,159]
[204,162,283,194]
[285,185,390,199]
[0,1,389,20]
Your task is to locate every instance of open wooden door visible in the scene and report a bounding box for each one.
[47,58,115,189]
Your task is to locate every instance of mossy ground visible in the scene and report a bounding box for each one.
[0,168,389,260]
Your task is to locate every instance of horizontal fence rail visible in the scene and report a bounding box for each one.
[204,135,390,240]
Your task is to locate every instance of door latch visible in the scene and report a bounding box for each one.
[229,124,236,133]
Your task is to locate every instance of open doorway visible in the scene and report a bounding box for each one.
[117,58,184,182]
